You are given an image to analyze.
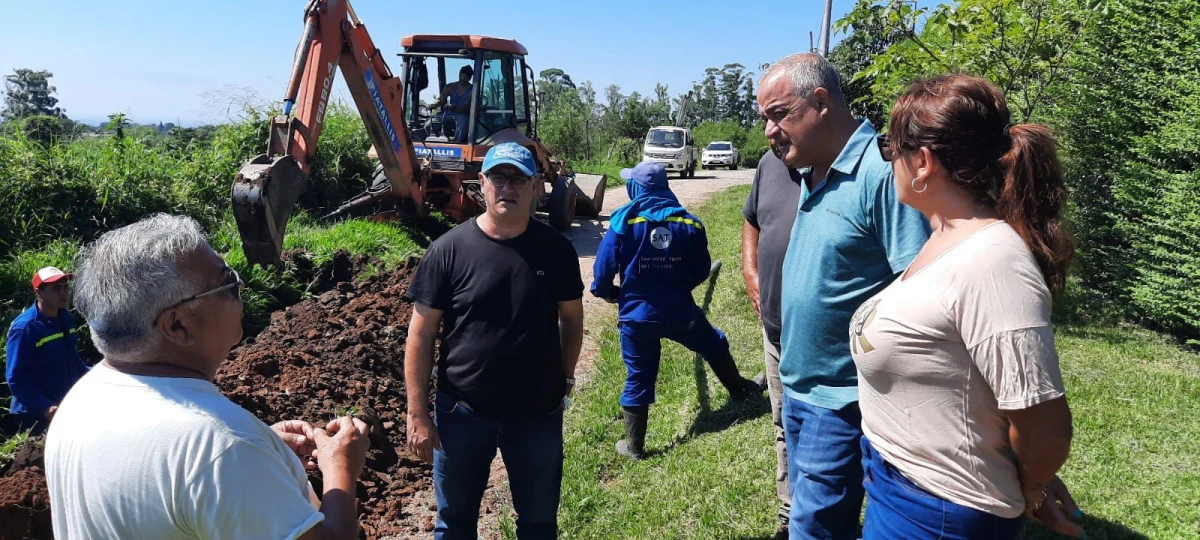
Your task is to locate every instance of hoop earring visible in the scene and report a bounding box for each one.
[911,176,929,194]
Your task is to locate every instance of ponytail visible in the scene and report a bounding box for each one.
[995,124,1074,296]
[887,74,1075,296]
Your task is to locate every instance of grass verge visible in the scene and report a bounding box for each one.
[572,159,633,188]
[559,185,1200,539]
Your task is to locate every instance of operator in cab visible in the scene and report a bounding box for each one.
[432,65,474,144]
[591,161,766,460]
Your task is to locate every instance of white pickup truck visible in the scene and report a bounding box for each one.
[641,126,698,178]
[702,141,740,170]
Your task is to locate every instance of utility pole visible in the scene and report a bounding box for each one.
[818,0,833,56]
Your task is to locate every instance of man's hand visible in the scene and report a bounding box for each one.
[272,420,319,470]
[407,411,441,464]
[313,417,371,480]
[44,405,58,420]
[1025,476,1084,538]
[745,278,762,318]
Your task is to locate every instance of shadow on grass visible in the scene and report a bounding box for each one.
[642,351,771,458]
[1018,513,1149,540]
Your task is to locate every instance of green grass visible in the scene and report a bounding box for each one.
[559,185,1200,539]
[0,429,31,470]
[571,159,633,188]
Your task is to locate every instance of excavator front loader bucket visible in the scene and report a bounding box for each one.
[571,173,608,218]
[231,154,310,268]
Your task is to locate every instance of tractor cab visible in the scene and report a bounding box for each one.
[399,35,537,152]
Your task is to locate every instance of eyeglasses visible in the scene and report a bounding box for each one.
[485,172,532,188]
[878,135,896,162]
[164,266,245,312]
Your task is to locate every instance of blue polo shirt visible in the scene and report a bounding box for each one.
[778,119,931,410]
[5,303,90,417]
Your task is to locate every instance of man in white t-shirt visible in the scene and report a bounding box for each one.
[44,213,371,540]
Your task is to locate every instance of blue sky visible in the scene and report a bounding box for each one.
[3,0,894,127]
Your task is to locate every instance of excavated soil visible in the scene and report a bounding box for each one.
[216,255,433,538]
[0,438,49,540]
[0,251,438,539]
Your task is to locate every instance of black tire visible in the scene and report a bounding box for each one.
[729,162,737,171]
[548,175,577,231]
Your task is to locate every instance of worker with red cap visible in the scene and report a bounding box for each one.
[3,266,90,436]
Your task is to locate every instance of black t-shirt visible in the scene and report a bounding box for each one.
[742,150,805,346]
[403,217,583,420]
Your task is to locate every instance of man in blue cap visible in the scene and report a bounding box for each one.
[404,142,585,538]
[591,161,766,460]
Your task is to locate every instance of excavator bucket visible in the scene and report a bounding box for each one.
[571,173,608,218]
[231,154,310,267]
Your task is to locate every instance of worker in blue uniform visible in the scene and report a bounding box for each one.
[3,267,91,436]
[592,161,766,459]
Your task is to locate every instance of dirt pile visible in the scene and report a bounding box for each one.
[0,438,50,540]
[216,255,433,538]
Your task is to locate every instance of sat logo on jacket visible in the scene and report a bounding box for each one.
[650,227,672,249]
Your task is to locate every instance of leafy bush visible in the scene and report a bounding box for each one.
[1057,0,1200,338]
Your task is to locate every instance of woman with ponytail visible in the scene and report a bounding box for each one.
[848,74,1083,539]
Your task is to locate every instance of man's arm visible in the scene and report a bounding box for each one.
[405,303,443,463]
[5,328,55,418]
[742,221,762,318]
[558,299,584,394]
[590,229,622,300]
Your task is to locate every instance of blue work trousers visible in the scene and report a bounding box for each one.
[618,309,730,407]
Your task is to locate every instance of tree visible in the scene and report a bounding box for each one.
[3,69,66,121]
[19,114,64,144]
[835,0,1106,123]
[828,1,908,127]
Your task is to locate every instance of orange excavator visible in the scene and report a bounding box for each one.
[231,0,606,267]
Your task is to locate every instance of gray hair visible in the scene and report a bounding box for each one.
[74,213,211,358]
[761,53,846,105]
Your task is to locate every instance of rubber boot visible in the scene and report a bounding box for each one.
[705,349,767,401]
[615,405,649,459]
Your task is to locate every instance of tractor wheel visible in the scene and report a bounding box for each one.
[548,175,577,232]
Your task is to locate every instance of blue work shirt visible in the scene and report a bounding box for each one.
[591,214,712,324]
[5,303,90,417]
[778,119,931,410]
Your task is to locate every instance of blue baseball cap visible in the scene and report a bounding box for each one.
[619,161,668,189]
[482,142,536,177]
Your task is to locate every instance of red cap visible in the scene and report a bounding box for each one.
[32,267,73,289]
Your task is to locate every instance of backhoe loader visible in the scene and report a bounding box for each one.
[231,0,607,267]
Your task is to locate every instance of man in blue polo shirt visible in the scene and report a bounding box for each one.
[757,54,931,539]
[4,266,91,436]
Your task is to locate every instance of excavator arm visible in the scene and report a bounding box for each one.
[232,0,422,267]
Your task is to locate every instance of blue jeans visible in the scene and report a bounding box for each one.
[618,311,730,407]
[783,395,864,540]
[861,436,1024,539]
[433,391,564,539]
